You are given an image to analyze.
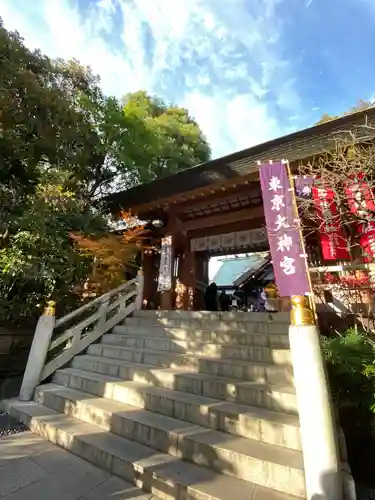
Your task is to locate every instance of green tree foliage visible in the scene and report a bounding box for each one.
[0,21,89,195]
[53,60,138,198]
[315,99,374,125]
[0,20,210,326]
[0,20,210,202]
[50,69,211,197]
[322,329,375,486]
[322,329,375,409]
[122,90,211,184]
[0,183,106,325]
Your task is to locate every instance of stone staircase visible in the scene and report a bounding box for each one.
[6,310,307,499]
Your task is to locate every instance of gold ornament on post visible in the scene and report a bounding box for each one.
[43,301,56,316]
[290,295,315,326]
[264,283,278,299]
[264,283,279,312]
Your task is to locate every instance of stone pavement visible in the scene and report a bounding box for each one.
[0,431,157,499]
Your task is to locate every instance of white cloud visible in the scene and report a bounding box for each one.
[0,0,301,158]
[183,91,281,158]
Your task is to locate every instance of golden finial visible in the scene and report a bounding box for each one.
[264,283,278,299]
[43,301,56,316]
[291,295,315,326]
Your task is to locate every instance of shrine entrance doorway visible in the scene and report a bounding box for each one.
[129,179,270,310]
[148,220,270,311]
[208,251,271,311]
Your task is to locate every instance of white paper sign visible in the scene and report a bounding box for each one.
[157,236,173,292]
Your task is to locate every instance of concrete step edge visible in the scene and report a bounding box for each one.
[101,336,291,360]
[112,327,290,345]
[44,378,302,450]
[85,348,294,372]
[103,334,290,347]
[65,359,298,414]
[56,368,299,426]
[83,349,294,386]
[4,399,304,500]
[132,311,291,324]
[115,325,289,335]
[70,356,296,391]
[121,321,289,333]
[34,383,304,475]
[92,343,292,366]
[55,366,296,399]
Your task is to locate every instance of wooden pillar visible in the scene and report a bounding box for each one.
[142,251,157,309]
[196,252,209,285]
[186,250,196,311]
[195,253,204,284]
[193,253,208,310]
[177,245,196,310]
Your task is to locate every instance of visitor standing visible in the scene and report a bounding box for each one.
[219,290,231,311]
[204,282,218,311]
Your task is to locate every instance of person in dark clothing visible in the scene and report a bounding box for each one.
[204,282,218,311]
[219,290,231,312]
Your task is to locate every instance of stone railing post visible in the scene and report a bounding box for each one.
[135,269,144,311]
[289,296,342,500]
[19,301,56,402]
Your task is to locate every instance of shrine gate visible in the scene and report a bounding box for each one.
[105,108,375,311]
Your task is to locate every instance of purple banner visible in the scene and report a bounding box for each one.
[295,176,314,199]
[260,162,311,297]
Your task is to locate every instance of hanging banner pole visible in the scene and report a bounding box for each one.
[284,161,316,317]
[259,160,311,297]
[259,160,343,500]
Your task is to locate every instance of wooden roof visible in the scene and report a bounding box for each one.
[233,254,271,287]
[105,108,375,215]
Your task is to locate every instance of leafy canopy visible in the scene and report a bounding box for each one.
[0,20,211,325]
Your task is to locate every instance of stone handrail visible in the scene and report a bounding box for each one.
[19,273,144,401]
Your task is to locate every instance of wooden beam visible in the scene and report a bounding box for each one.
[173,184,261,214]
[187,217,266,239]
[183,206,264,232]
[130,171,260,217]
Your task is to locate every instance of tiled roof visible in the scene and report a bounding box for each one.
[105,108,375,213]
[233,255,270,287]
[212,255,265,287]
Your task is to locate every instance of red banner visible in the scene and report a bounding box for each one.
[312,186,350,260]
[358,222,375,262]
[345,175,375,216]
[345,175,375,262]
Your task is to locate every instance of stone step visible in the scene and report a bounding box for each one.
[113,325,290,346]
[3,399,301,500]
[33,383,305,496]
[134,310,290,324]
[124,317,289,335]
[53,368,301,450]
[69,357,298,413]
[102,334,292,364]
[86,346,294,385]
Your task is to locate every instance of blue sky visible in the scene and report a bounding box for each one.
[1,0,375,158]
